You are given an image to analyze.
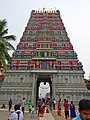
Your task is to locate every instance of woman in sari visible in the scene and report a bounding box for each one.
[40,99,45,117]
[57,99,61,116]
[70,101,76,119]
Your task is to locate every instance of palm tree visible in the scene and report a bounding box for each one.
[0,19,16,73]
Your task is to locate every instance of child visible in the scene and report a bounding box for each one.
[31,105,35,118]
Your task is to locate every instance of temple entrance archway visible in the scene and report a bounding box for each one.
[36,75,52,104]
[39,82,50,98]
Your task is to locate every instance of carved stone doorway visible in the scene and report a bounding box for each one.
[36,76,52,104]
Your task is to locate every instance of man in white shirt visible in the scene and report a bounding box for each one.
[21,98,26,115]
[53,99,56,110]
[8,104,23,120]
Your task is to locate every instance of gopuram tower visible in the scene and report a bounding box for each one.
[0,9,89,105]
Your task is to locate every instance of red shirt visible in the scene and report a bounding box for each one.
[64,102,69,111]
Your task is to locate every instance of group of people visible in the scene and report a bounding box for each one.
[28,98,46,117]
[8,98,24,120]
[63,99,76,119]
[7,97,90,120]
[8,97,46,119]
[57,98,90,120]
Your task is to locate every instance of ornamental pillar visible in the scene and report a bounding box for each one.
[31,74,37,105]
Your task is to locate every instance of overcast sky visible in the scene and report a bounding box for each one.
[0,0,90,80]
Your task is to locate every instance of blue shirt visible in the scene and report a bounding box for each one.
[73,114,81,120]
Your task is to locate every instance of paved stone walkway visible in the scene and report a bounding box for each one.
[40,112,55,120]
[0,108,67,120]
[1,104,78,120]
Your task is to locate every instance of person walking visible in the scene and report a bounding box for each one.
[28,100,32,113]
[37,99,41,116]
[40,98,45,117]
[53,99,56,110]
[64,100,70,119]
[31,105,35,118]
[49,99,53,111]
[70,101,76,119]
[73,99,90,120]
[57,99,61,116]
[8,99,12,111]
[8,104,23,120]
[21,98,26,115]
[46,101,49,113]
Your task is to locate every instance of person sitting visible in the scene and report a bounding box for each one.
[8,104,23,120]
[73,99,90,120]
[1,104,6,108]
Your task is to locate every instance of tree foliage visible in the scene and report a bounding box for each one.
[0,19,16,71]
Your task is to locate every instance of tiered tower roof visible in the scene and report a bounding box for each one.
[7,9,83,72]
